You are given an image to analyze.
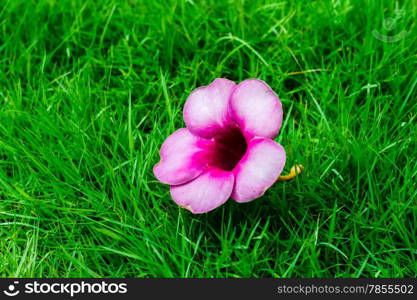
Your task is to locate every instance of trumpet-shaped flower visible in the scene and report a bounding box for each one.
[154,78,286,213]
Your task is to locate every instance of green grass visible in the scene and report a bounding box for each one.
[0,0,416,277]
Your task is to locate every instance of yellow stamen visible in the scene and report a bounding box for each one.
[278,164,304,181]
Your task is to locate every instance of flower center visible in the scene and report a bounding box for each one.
[210,126,247,171]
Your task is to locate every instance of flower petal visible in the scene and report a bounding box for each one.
[232,138,286,203]
[170,168,234,214]
[183,78,236,139]
[153,128,211,185]
[230,79,283,139]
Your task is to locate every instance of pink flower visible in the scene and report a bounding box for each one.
[153,78,286,213]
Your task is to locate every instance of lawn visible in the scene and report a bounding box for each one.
[0,0,416,277]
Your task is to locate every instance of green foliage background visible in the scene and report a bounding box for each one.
[0,0,416,277]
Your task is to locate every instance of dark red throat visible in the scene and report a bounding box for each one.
[210,126,247,171]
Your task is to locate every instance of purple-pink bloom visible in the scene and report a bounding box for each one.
[153,78,286,213]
